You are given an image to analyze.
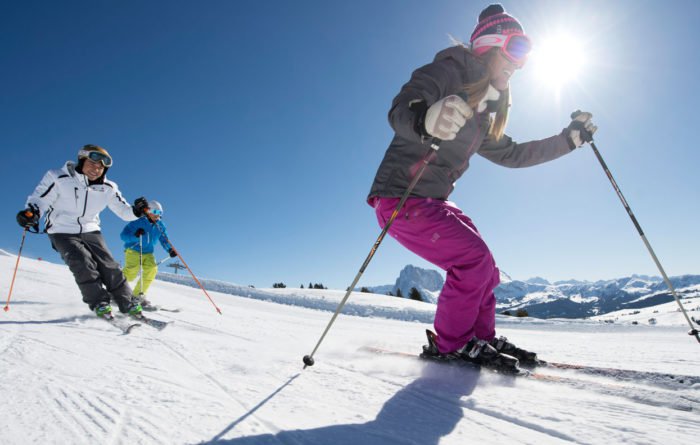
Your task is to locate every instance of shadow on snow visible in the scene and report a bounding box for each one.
[203,362,481,445]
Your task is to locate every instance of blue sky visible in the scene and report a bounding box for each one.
[1,0,698,289]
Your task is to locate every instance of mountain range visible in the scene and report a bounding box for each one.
[368,265,700,319]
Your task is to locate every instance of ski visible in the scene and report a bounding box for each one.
[142,305,181,313]
[362,346,699,391]
[155,307,181,313]
[129,313,171,331]
[361,346,529,376]
[534,360,700,389]
[102,315,140,334]
[358,346,698,412]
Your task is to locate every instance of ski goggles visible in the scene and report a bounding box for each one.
[151,208,162,216]
[471,33,532,64]
[79,149,113,168]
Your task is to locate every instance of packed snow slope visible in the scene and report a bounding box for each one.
[1,254,699,445]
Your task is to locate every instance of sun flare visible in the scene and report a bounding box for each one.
[531,34,586,89]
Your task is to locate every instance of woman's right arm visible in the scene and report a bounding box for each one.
[387,58,459,142]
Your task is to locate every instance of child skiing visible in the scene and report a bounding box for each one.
[120,200,177,310]
[367,4,597,372]
[16,144,150,318]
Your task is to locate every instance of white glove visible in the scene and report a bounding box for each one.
[568,111,598,147]
[424,95,473,140]
[477,84,501,113]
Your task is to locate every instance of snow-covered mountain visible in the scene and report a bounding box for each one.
[368,265,700,319]
[364,264,443,303]
[1,254,699,444]
[495,274,700,318]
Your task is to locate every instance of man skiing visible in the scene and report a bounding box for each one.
[16,144,149,318]
[367,4,597,372]
[120,200,177,310]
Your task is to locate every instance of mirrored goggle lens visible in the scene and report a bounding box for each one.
[151,209,162,216]
[87,151,113,167]
[506,36,532,61]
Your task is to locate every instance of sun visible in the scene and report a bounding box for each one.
[530,34,586,89]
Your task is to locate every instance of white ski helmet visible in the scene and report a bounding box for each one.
[148,200,163,216]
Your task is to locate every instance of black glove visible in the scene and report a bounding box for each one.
[168,248,178,258]
[133,197,149,217]
[16,205,40,229]
[134,228,145,237]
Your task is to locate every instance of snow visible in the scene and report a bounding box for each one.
[592,295,700,327]
[1,254,699,445]
[568,293,598,304]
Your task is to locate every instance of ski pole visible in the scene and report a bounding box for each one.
[574,110,700,343]
[147,213,222,314]
[4,228,29,312]
[302,138,443,369]
[138,234,144,297]
[156,257,170,266]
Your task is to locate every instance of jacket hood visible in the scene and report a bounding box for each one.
[433,45,489,85]
[433,45,507,112]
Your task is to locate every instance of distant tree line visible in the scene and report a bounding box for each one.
[501,308,529,317]
[273,282,328,289]
[285,283,426,302]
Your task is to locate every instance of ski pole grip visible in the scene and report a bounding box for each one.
[569,109,594,143]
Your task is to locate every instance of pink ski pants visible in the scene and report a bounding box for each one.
[372,197,500,353]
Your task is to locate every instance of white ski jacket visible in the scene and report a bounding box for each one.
[26,161,137,234]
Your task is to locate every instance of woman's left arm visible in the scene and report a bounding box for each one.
[478,111,597,167]
[476,131,573,168]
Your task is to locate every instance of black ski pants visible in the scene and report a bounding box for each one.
[49,231,134,313]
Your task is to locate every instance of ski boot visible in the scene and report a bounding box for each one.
[420,329,465,363]
[460,337,521,374]
[127,302,143,319]
[421,330,521,374]
[489,336,539,367]
[95,302,113,318]
[133,295,157,312]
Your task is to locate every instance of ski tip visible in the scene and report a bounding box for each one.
[123,324,141,334]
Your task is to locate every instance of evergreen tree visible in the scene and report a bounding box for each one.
[360,287,370,293]
[396,288,403,298]
[409,287,422,301]
[516,308,529,317]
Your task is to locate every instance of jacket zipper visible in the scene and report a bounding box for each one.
[77,188,89,234]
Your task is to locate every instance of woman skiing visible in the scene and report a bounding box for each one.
[367,4,596,371]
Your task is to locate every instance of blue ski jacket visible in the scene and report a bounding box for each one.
[121,217,171,254]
